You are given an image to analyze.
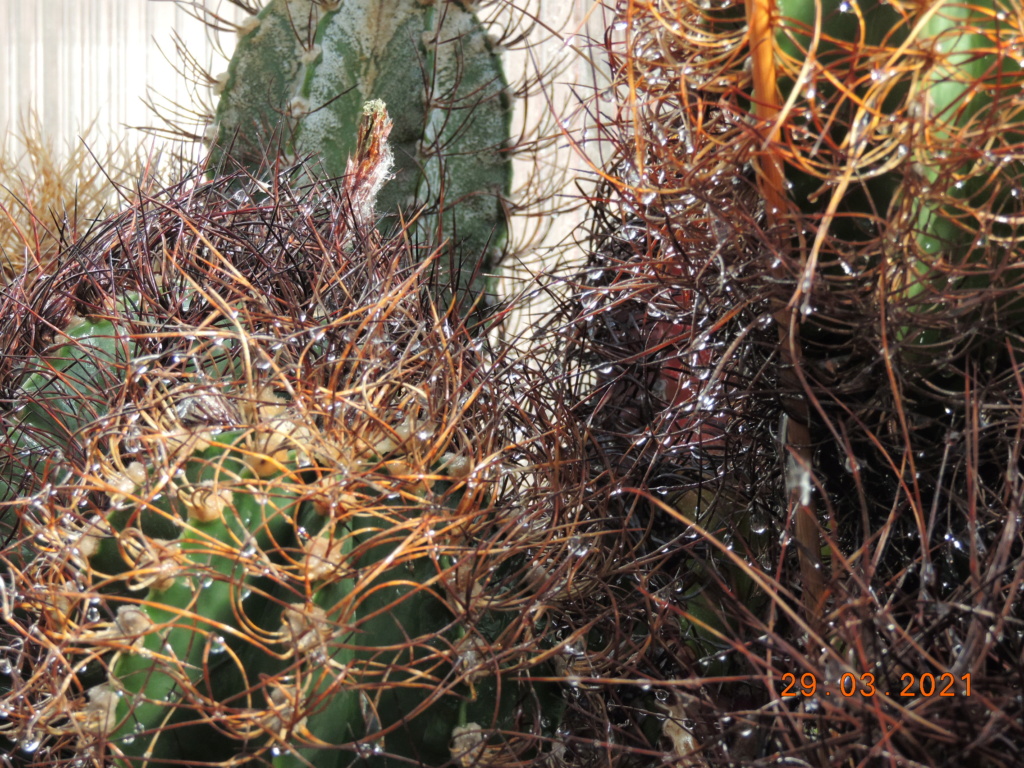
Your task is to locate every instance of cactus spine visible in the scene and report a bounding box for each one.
[210,0,511,312]
[765,0,1024,340]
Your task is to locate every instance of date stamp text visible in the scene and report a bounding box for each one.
[780,672,971,698]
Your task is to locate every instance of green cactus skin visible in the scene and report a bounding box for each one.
[1,309,134,502]
[105,432,307,762]
[210,0,511,312]
[0,300,545,767]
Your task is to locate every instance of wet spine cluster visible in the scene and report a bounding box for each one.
[0,99,596,764]
[564,0,1024,763]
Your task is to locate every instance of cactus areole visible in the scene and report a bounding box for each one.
[209,0,512,311]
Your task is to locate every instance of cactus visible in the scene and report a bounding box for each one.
[764,0,1024,355]
[209,0,511,313]
[0,108,579,767]
[565,0,1024,763]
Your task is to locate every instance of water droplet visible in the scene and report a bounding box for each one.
[568,536,592,557]
[563,642,585,658]
[355,742,378,758]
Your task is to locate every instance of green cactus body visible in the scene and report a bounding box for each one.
[906,3,1024,339]
[106,432,307,761]
[779,0,1016,329]
[211,0,511,310]
[769,0,1024,360]
[1,309,135,501]
[277,462,539,768]
[0,310,527,765]
[93,394,483,766]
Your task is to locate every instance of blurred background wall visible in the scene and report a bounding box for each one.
[0,0,250,155]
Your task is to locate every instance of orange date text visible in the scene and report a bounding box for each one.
[779,672,971,697]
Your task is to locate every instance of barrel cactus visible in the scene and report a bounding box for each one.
[0,106,597,767]
[564,0,1024,763]
[209,0,511,312]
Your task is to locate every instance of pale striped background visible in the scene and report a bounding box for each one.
[0,0,251,155]
[0,0,607,158]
